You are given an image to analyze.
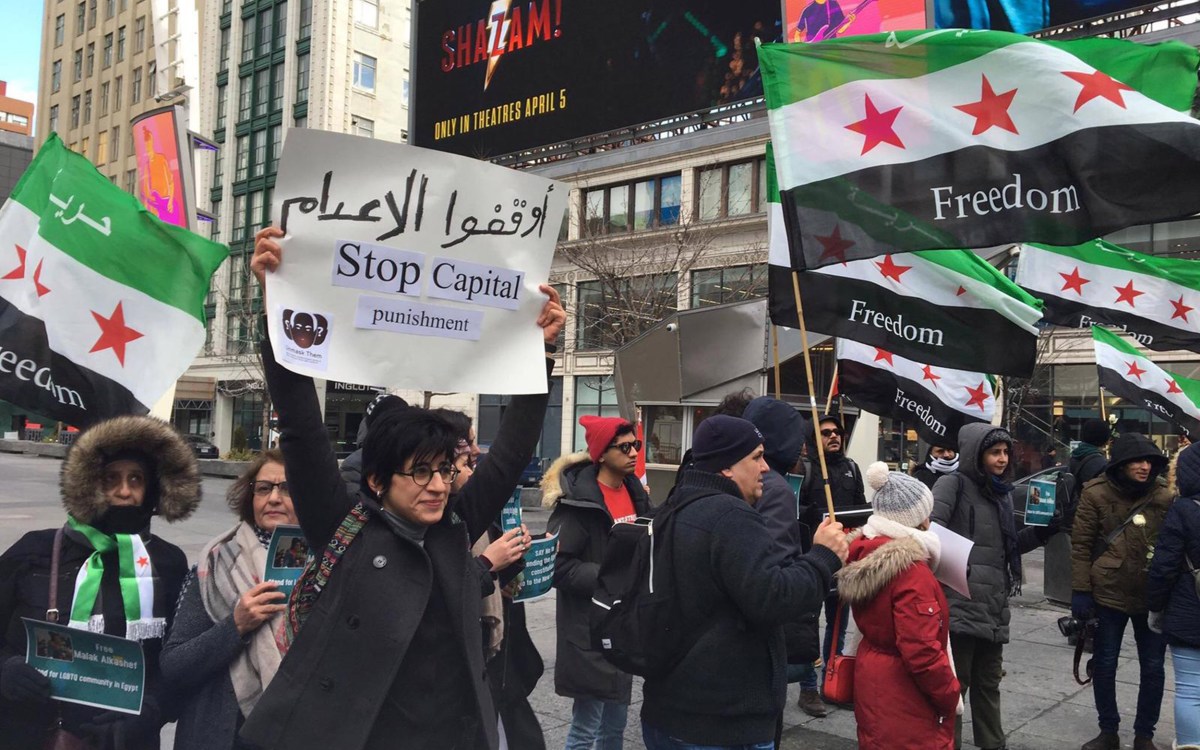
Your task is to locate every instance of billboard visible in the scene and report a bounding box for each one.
[783,0,925,43]
[131,106,194,230]
[934,0,1150,34]
[411,0,782,158]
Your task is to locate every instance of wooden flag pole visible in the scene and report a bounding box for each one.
[791,270,837,522]
[825,362,839,415]
[772,324,782,400]
[1099,386,1108,424]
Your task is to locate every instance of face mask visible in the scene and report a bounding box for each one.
[94,505,153,535]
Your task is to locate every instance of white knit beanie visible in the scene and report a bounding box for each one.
[866,461,934,529]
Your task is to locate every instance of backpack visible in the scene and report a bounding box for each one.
[589,491,708,678]
[1057,452,1106,531]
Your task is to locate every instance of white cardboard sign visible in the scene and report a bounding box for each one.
[268,130,567,393]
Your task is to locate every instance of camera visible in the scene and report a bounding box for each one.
[666,322,678,332]
[1057,615,1094,640]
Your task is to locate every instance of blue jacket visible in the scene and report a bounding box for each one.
[1146,495,1200,648]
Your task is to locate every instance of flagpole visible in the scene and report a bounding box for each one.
[772,325,782,400]
[791,270,838,523]
[1099,386,1108,423]
[825,362,839,414]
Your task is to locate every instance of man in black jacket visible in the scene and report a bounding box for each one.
[641,416,849,749]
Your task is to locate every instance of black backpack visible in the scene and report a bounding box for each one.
[1057,452,1106,530]
[589,491,708,678]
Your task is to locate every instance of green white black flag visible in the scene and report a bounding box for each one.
[1092,325,1200,437]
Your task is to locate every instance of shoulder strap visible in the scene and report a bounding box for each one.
[46,526,64,623]
[1100,496,1155,550]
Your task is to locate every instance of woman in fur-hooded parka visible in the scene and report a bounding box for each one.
[0,416,199,750]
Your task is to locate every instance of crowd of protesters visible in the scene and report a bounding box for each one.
[0,226,1197,750]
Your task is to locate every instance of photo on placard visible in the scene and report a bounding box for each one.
[33,628,75,662]
[272,535,309,569]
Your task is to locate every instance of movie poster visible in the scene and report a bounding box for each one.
[783,0,925,43]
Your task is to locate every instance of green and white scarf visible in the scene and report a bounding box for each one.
[66,516,164,641]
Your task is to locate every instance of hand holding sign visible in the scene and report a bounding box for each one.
[234,581,287,636]
[483,524,531,571]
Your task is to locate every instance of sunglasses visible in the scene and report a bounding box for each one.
[608,440,643,456]
[820,428,844,438]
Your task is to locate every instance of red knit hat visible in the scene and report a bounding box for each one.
[579,415,633,463]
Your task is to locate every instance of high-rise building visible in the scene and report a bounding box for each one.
[0,82,34,136]
[185,0,413,451]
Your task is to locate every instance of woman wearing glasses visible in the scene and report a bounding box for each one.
[162,450,298,750]
[237,227,564,750]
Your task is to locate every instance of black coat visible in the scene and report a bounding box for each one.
[240,340,551,750]
[756,471,819,664]
[543,455,651,703]
[1146,496,1200,648]
[640,470,841,746]
[0,529,187,750]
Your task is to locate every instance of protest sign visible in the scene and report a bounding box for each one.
[930,523,974,599]
[514,531,558,603]
[23,618,144,714]
[264,525,308,600]
[500,488,523,532]
[268,130,568,394]
[1025,477,1058,527]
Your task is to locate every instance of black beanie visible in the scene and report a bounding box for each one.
[692,416,764,473]
[365,393,408,428]
[1080,418,1110,447]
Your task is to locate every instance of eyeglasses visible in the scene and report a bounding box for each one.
[395,463,460,487]
[608,440,643,456]
[253,481,290,497]
[820,428,843,438]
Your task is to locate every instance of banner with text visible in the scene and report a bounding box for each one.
[23,618,145,714]
[513,531,558,602]
[270,130,567,393]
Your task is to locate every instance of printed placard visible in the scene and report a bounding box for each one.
[1025,477,1058,527]
[331,240,425,297]
[500,488,523,532]
[264,525,308,600]
[277,307,333,372]
[513,531,558,603]
[426,257,524,310]
[354,296,484,341]
[23,618,145,714]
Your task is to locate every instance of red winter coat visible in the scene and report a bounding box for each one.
[837,533,960,750]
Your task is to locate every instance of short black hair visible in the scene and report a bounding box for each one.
[613,424,636,442]
[431,408,473,443]
[715,388,755,418]
[361,408,458,494]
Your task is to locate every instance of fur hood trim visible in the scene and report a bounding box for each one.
[61,415,201,524]
[541,451,591,508]
[836,535,928,605]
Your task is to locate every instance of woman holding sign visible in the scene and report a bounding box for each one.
[0,416,199,750]
[239,227,563,750]
[161,449,299,750]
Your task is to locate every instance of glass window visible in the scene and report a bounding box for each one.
[238,75,252,120]
[269,124,282,172]
[135,16,145,50]
[271,63,285,112]
[52,61,62,93]
[55,14,65,46]
[232,193,247,241]
[241,17,255,62]
[215,84,228,131]
[70,96,80,127]
[213,144,224,189]
[76,2,85,35]
[113,75,122,109]
[73,49,82,81]
[111,126,119,162]
[235,134,249,181]
[147,61,156,97]
[577,274,678,350]
[82,90,92,124]
[352,115,374,138]
[299,0,312,39]
[87,0,96,28]
[86,42,94,76]
[295,54,310,104]
[125,168,136,193]
[583,174,681,235]
[353,52,377,92]
[131,66,142,103]
[97,130,109,163]
[103,33,112,68]
[644,405,685,464]
[632,180,655,231]
[728,162,754,217]
[254,68,269,116]
[659,174,682,225]
[257,11,272,56]
[219,27,230,71]
[104,0,114,19]
[48,105,59,133]
[573,376,621,451]
[251,129,266,177]
[690,264,769,308]
[249,191,264,234]
[355,0,379,28]
[698,167,722,221]
[117,26,125,61]
[80,136,89,159]
[607,184,629,233]
[275,2,288,50]
[294,115,306,128]
[99,82,109,115]
[584,189,604,236]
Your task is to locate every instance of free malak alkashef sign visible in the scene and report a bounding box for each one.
[23,618,145,714]
[269,130,567,394]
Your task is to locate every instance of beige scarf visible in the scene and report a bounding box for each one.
[197,522,284,717]
[472,532,505,659]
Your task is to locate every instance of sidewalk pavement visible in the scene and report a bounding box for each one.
[519,507,1179,750]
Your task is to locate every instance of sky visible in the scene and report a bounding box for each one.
[0,0,45,119]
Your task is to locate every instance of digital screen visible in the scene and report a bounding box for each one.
[131,108,188,229]
[411,0,783,158]
[783,0,925,43]
[934,0,1149,34]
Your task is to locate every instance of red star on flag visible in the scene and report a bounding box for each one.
[874,255,912,283]
[3,244,26,280]
[845,94,905,155]
[1062,70,1134,113]
[136,556,149,568]
[815,226,855,264]
[1126,360,1147,381]
[921,365,942,388]
[956,286,967,296]
[873,348,894,366]
[964,382,989,412]
[1058,266,1089,295]
[953,75,1019,136]
[32,259,50,298]
[1167,378,1183,395]
[89,301,144,366]
[1113,280,1144,307]
[1170,295,1194,322]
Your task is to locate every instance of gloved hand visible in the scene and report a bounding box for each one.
[78,696,161,750]
[1071,591,1095,620]
[1148,610,1165,635]
[0,655,51,704]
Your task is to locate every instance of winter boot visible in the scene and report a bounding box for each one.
[1080,733,1120,750]
[797,689,828,717]
[1133,738,1162,750]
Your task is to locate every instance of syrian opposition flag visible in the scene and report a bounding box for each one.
[765,143,1043,377]
[0,134,227,426]
[1017,240,1200,354]
[1092,325,1200,437]
[836,339,995,447]
[760,30,1200,269]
